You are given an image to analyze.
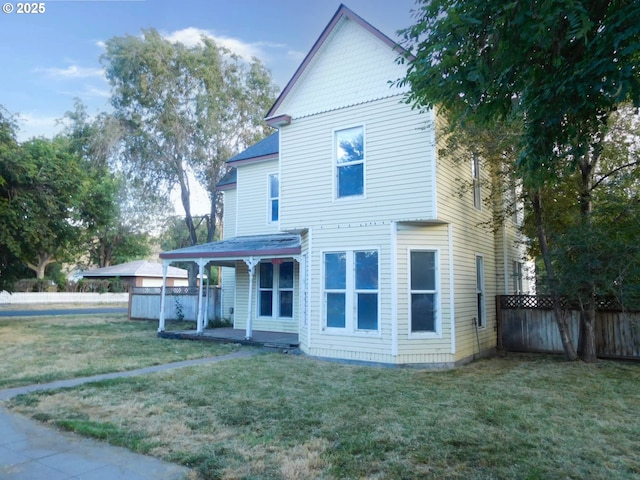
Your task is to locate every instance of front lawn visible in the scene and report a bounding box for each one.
[0,315,238,389]
[7,352,640,480]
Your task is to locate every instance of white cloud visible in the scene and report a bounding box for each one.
[37,64,105,79]
[162,27,268,60]
[16,113,62,141]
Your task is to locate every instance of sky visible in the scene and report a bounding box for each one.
[0,0,418,141]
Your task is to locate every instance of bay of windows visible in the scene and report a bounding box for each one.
[324,250,378,331]
[410,250,438,333]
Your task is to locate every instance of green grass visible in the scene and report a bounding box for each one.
[0,314,239,389]
[8,352,640,480]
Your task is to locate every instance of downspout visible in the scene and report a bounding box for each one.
[158,261,168,332]
[244,256,258,340]
[448,224,456,355]
[390,221,398,357]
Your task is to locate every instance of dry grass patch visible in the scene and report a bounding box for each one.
[7,353,640,479]
[0,315,239,389]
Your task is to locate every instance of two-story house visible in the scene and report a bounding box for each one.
[159,4,529,367]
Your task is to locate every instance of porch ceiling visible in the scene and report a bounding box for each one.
[159,233,301,265]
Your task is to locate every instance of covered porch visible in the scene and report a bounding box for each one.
[158,233,303,341]
[158,327,299,349]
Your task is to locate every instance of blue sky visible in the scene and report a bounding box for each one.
[1,0,418,141]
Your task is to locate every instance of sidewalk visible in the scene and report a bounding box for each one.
[0,349,261,479]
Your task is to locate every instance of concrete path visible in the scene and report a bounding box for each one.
[0,349,261,479]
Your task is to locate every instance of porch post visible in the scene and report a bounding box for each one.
[158,261,169,332]
[244,256,258,340]
[196,259,205,334]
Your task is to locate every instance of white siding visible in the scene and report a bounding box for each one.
[235,159,281,236]
[275,16,409,120]
[220,189,237,321]
[279,96,435,231]
[221,189,236,240]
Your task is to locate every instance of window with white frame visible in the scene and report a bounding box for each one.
[268,174,279,222]
[324,250,378,331]
[258,261,293,318]
[513,260,523,294]
[410,250,438,333]
[476,255,486,327]
[472,154,481,209]
[335,126,364,198]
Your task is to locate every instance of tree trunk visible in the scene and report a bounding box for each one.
[531,191,578,360]
[578,294,598,363]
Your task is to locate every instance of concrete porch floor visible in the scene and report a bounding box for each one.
[158,327,299,349]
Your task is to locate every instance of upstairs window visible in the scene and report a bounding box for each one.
[335,126,364,198]
[269,174,279,222]
[472,154,481,210]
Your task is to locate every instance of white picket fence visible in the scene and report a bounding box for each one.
[0,291,129,304]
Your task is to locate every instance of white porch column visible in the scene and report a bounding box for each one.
[244,256,259,340]
[158,261,169,332]
[196,259,206,334]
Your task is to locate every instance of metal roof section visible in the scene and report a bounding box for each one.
[159,233,301,261]
[216,168,237,190]
[81,260,188,278]
[227,132,279,166]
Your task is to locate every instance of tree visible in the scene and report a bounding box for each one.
[102,30,278,283]
[0,105,25,291]
[0,137,89,279]
[398,0,640,361]
[60,101,155,268]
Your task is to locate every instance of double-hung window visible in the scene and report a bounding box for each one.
[259,261,294,319]
[268,174,279,222]
[335,126,364,198]
[410,250,438,333]
[324,250,378,332]
[472,154,481,210]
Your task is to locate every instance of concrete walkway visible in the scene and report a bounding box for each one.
[0,349,261,479]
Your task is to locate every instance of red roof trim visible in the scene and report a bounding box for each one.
[265,4,410,119]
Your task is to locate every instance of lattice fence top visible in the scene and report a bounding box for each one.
[132,286,217,296]
[499,295,639,312]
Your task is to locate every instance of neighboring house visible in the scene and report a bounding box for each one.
[159,4,530,366]
[81,260,189,289]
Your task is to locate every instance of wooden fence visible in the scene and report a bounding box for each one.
[497,295,640,360]
[129,286,221,322]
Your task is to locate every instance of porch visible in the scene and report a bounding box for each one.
[158,327,299,349]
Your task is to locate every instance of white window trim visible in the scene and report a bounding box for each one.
[475,254,486,328]
[332,124,366,202]
[472,154,481,210]
[408,248,442,339]
[321,248,381,337]
[267,173,279,225]
[257,260,295,321]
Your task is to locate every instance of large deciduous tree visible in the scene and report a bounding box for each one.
[101,30,278,283]
[398,0,640,361]
[1,137,88,279]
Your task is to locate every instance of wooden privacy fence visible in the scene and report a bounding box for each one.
[129,286,221,322]
[497,295,640,360]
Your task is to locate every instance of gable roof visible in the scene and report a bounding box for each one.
[265,4,409,122]
[81,260,188,279]
[227,132,279,166]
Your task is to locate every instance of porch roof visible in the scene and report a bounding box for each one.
[159,233,301,265]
